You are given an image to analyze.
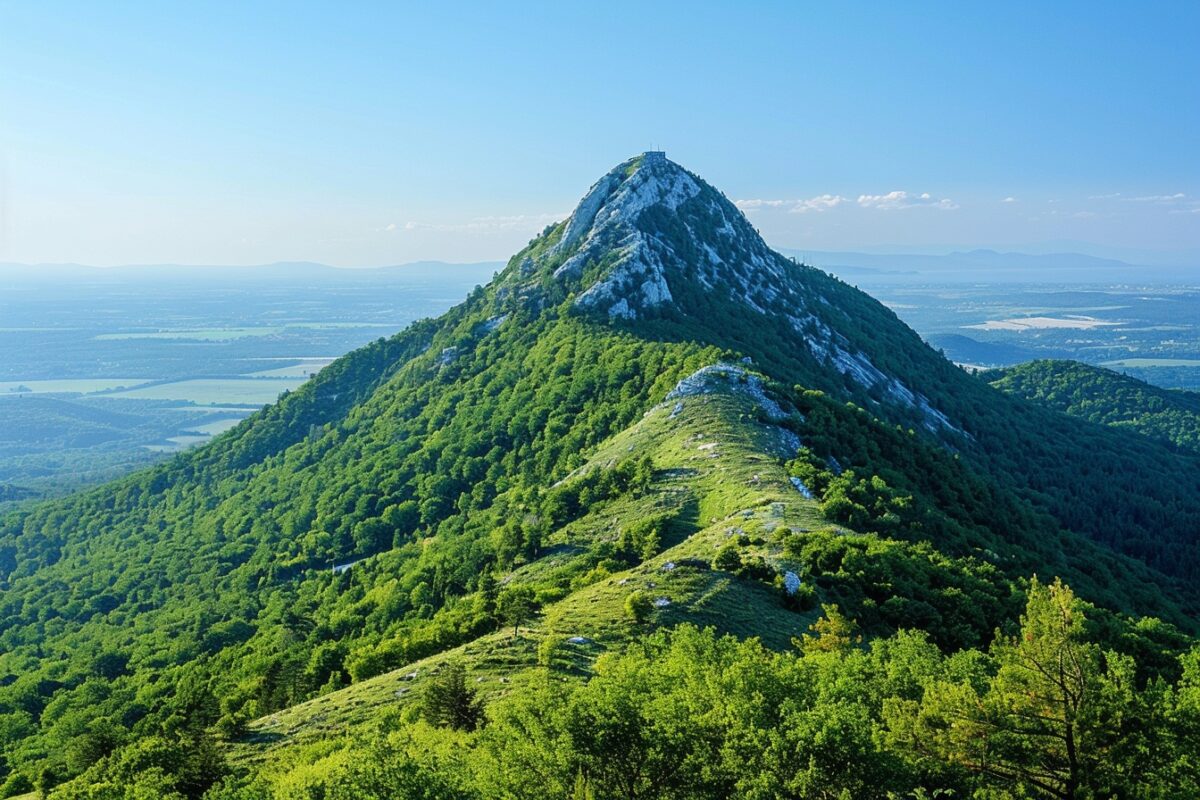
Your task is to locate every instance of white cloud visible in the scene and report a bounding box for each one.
[856,190,958,211]
[790,194,848,214]
[738,191,956,213]
[1087,191,1189,205]
[1129,192,1186,204]
[736,195,848,214]
[1002,196,1017,203]
[734,198,789,210]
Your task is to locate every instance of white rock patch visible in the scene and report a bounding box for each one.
[666,364,786,421]
[789,477,815,499]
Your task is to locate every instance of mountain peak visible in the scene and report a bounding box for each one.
[543,152,788,321]
[553,151,701,257]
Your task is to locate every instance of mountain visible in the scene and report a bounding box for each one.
[985,360,1200,454]
[2,153,1199,798]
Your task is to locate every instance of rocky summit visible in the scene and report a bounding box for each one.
[547,151,798,320]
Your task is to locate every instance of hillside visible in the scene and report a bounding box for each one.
[984,359,1200,454]
[1,153,1198,799]
[0,396,207,503]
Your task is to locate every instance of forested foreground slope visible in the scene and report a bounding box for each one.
[1,154,1199,799]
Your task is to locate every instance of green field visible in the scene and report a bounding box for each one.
[1103,358,1200,368]
[108,377,307,404]
[95,327,286,341]
[145,435,211,453]
[247,358,335,377]
[95,322,395,341]
[0,378,152,394]
[232,385,824,762]
[144,417,248,453]
[184,417,248,436]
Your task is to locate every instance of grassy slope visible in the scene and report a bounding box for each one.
[231,384,828,766]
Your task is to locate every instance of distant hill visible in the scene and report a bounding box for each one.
[0,484,34,503]
[925,333,1061,367]
[984,359,1200,454]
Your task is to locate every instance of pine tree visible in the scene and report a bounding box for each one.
[421,661,483,732]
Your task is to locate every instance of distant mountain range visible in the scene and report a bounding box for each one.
[779,248,1195,283]
[0,260,504,284]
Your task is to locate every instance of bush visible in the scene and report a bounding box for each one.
[0,772,32,798]
[624,591,654,624]
[537,635,566,669]
[712,543,742,571]
[782,582,818,611]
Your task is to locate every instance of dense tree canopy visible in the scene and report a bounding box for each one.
[985,359,1200,455]
[181,583,1200,800]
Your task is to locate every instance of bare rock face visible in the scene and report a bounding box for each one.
[551,154,702,319]
[666,363,786,421]
[549,152,805,321]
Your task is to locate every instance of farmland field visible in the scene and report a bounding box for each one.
[848,280,1200,389]
[109,378,307,405]
[0,378,152,394]
[1101,358,1200,368]
[184,417,247,437]
[246,358,336,377]
[0,262,498,501]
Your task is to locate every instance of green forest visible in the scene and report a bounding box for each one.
[37,581,1200,800]
[984,360,1200,455]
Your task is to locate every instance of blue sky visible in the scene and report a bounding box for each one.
[1,1,1197,266]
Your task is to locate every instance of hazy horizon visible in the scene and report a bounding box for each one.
[1,242,1196,274]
